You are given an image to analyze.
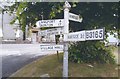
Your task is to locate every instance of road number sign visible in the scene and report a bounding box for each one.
[40,44,64,51]
[64,29,104,41]
[85,29,104,40]
[36,19,64,28]
[69,13,82,22]
[38,28,63,36]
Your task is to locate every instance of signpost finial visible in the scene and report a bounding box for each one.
[64,1,71,9]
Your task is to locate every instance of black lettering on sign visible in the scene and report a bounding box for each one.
[48,47,53,49]
[80,34,82,38]
[50,20,54,23]
[92,31,94,38]
[95,31,98,38]
[85,29,103,39]
[71,15,78,20]
[86,32,89,39]
[99,30,103,38]
[68,34,79,39]
[89,32,92,38]
[43,21,46,23]
[41,21,43,23]
[80,34,84,38]
[55,46,60,49]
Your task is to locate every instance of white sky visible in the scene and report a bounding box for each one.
[107,33,119,42]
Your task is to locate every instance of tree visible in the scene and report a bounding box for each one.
[9,2,119,64]
[50,2,119,64]
[9,2,58,40]
[68,2,118,64]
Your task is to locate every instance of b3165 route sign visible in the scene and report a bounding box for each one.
[85,29,104,40]
[64,28,104,41]
[36,19,64,28]
[40,44,64,51]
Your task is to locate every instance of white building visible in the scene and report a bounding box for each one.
[0,3,36,44]
[0,6,23,42]
[0,2,23,43]
[1,12,23,40]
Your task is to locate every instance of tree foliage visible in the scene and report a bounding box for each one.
[8,2,119,64]
[67,2,118,64]
[52,2,118,64]
[9,2,57,39]
[69,41,115,64]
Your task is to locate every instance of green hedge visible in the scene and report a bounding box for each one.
[68,41,115,64]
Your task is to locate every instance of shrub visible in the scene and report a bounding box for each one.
[68,41,115,64]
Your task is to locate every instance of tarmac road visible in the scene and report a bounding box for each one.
[2,55,43,77]
[1,44,59,78]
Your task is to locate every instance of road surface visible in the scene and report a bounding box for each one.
[1,44,61,78]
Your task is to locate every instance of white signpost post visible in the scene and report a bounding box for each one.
[63,1,71,77]
[36,1,104,78]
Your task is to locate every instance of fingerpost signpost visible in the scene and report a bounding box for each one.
[36,1,104,78]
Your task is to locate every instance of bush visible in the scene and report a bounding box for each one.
[68,41,116,64]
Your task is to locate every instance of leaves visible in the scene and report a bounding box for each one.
[8,2,119,63]
[69,41,116,64]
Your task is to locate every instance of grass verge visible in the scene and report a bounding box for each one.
[10,53,119,77]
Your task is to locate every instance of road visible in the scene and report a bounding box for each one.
[2,54,43,77]
[1,44,60,78]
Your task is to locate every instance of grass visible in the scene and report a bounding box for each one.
[10,53,119,77]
